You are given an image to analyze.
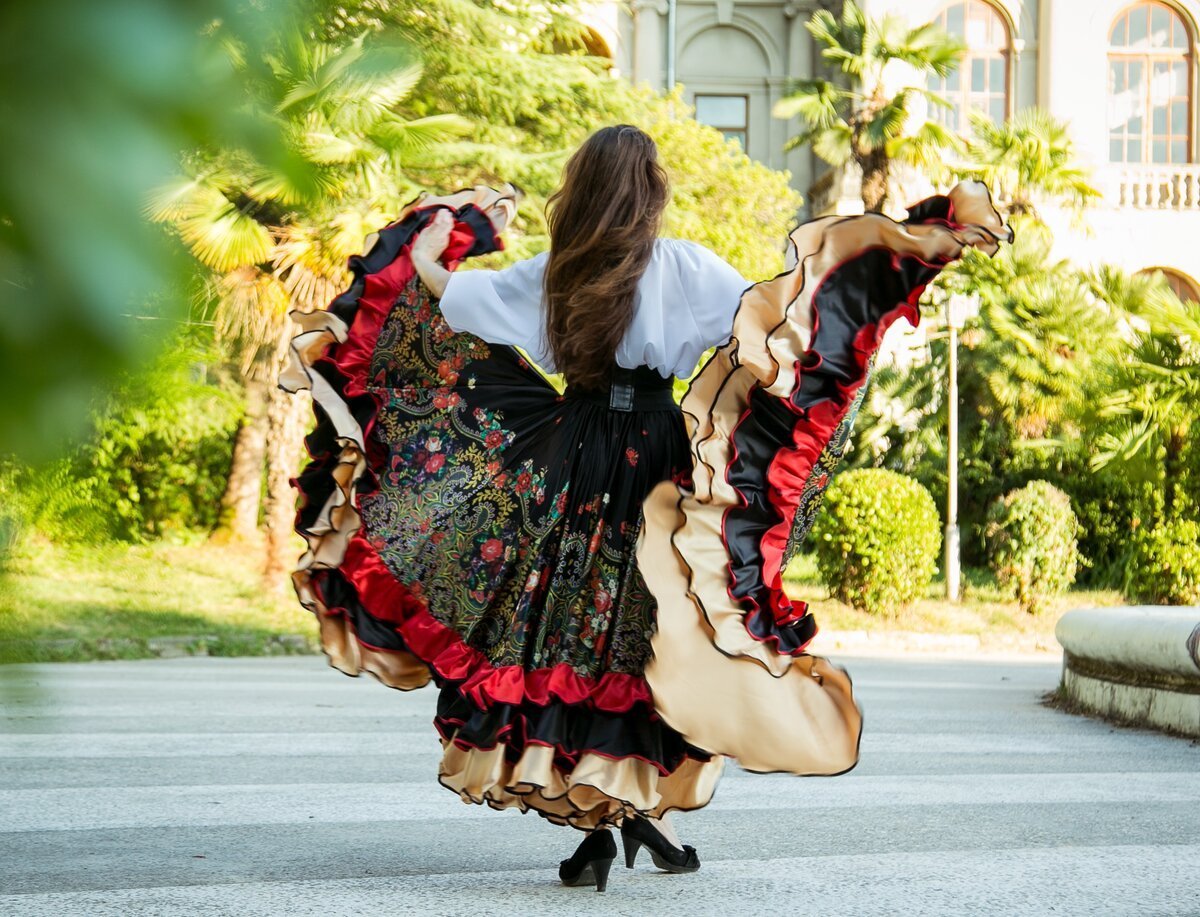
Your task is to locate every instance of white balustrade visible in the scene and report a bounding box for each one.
[1103,165,1200,210]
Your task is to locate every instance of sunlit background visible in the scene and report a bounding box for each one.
[0,0,1196,665]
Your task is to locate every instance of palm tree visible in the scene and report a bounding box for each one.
[1082,267,1200,517]
[151,33,469,580]
[772,0,963,213]
[859,218,1118,478]
[954,109,1101,217]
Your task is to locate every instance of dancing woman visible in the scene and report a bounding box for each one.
[281,124,1009,892]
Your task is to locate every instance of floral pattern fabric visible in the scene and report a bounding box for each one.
[357,273,690,681]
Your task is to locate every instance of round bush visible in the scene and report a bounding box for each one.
[1058,463,1163,588]
[1126,519,1200,605]
[812,469,941,616]
[984,480,1079,614]
[21,330,242,543]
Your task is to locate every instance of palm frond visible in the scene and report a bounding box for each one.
[863,93,913,148]
[177,197,277,274]
[888,120,963,173]
[277,32,367,114]
[957,108,1101,214]
[371,113,473,158]
[893,21,964,76]
[810,123,854,165]
[209,267,293,376]
[773,79,845,127]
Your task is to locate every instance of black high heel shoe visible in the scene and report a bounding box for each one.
[620,817,700,873]
[559,828,617,892]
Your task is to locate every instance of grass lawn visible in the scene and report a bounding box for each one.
[0,536,317,664]
[0,537,1125,664]
[782,554,1124,643]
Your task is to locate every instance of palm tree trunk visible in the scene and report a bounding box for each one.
[1163,425,1186,517]
[860,151,890,214]
[262,380,310,590]
[213,378,268,542]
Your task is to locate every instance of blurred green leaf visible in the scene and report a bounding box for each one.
[0,0,305,462]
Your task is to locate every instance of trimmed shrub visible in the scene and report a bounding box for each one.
[1125,519,1200,605]
[984,481,1079,614]
[812,469,941,615]
[1058,463,1164,588]
[20,329,243,543]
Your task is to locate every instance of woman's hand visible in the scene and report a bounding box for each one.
[412,209,454,263]
[411,209,454,298]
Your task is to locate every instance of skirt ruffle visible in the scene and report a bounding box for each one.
[641,183,1012,774]
[280,182,1010,825]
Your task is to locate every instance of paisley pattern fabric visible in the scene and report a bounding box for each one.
[783,382,869,566]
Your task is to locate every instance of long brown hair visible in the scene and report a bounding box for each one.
[543,125,669,390]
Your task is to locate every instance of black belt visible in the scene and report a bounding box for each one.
[565,367,678,413]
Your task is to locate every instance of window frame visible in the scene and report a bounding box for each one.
[1142,266,1200,302]
[693,92,750,149]
[928,0,1014,132]
[1107,1,1196,165]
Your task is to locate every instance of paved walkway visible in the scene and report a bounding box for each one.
[1,654,1197,916]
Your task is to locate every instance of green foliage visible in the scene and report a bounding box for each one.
[952,109,1101,217]
[354,0,633,259]
[1079,268,1200,519]
[160,3,801,377]
[1125,520,1200,606]
[854,216,1198,579]
[152,28,461,378]
[0,0,308,462]
[18,330,242,543]
[812,469,941,615]
[773,0,963,211]
[1040,460,1161,588]
[0,460,25,569]
[940,219,1119,442]
[984,481,1080,614]
[373,0,802,274]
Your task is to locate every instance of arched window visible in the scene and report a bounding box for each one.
[1108,3,1194,163]
[927,1,1012,131]
[1141,266,1200,301]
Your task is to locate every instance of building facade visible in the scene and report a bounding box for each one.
[580,0,1200,297]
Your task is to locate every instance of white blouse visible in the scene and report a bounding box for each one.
[439,238,751,379]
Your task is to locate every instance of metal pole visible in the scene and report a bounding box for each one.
[666,0,677,90]
[945,315,961,602]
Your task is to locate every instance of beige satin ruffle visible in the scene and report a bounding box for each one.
[439,740,725,830]
[640,182,1011,775]
[315,612,432,688]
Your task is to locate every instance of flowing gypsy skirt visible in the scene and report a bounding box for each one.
[281,183,1010,830]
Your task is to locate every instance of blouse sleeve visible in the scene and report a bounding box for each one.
[669,240,751,351]
[438,251,555,370]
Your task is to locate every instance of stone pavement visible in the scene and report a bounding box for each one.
[0,654,1197,916]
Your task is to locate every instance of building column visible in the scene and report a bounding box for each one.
[783,2,815,208]
[631,0,668,91]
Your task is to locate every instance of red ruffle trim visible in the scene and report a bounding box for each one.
[722,241,941,643]
[325,206,483,411]
[331,532,656,714]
